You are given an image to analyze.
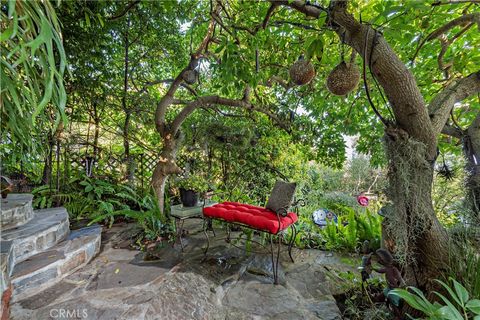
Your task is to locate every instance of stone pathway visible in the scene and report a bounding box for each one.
[10,220,353,320]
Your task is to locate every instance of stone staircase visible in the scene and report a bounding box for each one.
[1,194,102,316]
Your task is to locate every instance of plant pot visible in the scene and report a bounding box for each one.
[180,188,198,207]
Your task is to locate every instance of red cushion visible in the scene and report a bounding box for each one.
[203,201,298,234]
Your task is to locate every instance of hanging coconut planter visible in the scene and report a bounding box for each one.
[289,57,316,86]
[326,52,360,96]
[183,69,198,85]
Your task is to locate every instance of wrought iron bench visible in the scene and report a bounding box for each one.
[202,200,302,284]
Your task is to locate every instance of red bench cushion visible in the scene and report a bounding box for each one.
[203,201,298,234]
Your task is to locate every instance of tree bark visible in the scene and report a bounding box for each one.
[93,101,100,160]
[41,132,54,185]
[465,113,480,220]
[384,128,449,287]
[123,15,134,184]
[151,132,183,214]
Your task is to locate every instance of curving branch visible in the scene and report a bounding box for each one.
[412,13,480,62]
[263,3,279,29]
[107,1,141,20]
[429,71,480,135]
[154,4,220,136]
[265,75,292,90]
[225,3,279,36]
[169,91,288,136]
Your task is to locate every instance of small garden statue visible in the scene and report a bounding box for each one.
[359,246,405,319]
[374,248,405,319]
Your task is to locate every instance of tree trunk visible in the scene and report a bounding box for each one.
[41,133,54,185]
[93,102,100,160]
[151,132,183,214]
[122,15,134,184]
[465,115,480,221]
[124,112,135,183]
[383,128,449,288]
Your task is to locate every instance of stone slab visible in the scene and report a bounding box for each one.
[1,207,69,264]
[11,225,102,301]
[12,250,65,279]
[0,194,34,228]
[1,241,14,299]
[18,281,77,310]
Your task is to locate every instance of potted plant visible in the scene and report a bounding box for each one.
[177,175,209,207]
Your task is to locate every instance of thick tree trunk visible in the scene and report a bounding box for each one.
[151,132,183,214]
[465,115,480,221]
[383,128,449,288]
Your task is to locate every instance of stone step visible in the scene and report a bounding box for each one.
[1,241,14,298]
[11,225,102,302]
[1,208,69,265]
[1,194,34,228]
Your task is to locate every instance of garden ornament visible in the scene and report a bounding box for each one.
[359,247,405,319]
[357,192,369,207]
[312,208,338,227]
[360,253,373,282]
[374,248,405,318]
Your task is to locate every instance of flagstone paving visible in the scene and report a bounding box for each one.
[10,221,352,320]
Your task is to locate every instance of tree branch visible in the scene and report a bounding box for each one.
[442,124,464,139]
[412,13,480,62]
[271,20,322,31]
[107,1,140,20]
[432,0,480,6]
[170,93,289,136]
[263,3,279,29]
[154,4,220,137]
[265,75,293,90]
[170,95,252,135]
[429,71,480,135]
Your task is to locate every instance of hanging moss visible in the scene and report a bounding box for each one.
[383,129,434,266]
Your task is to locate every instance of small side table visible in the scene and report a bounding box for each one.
[171,200,216,251]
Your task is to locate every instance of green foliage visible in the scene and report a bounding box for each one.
[1,0,67,150]
[32,175,170,240]
[446,228,480,299]
[176,175,210,193]
[391,278,480,320]
[320,207,382,252]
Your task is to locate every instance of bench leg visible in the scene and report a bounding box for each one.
[269,234,281,285]
[276,233,281,283]
[269,235,277,284]
[203,218,210,256]
[288,224,297,263]
[174,218,186,252]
